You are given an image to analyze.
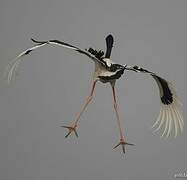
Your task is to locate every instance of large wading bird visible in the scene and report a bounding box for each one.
[5,34,184,154]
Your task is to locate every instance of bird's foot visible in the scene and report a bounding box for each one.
[113,139,134,154]
[61,124,78,138]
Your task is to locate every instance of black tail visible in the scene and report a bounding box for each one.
[105,34,114,58]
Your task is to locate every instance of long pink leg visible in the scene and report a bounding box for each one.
[112,86,134,154]
[61,80,97,138]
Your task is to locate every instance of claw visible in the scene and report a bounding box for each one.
[61,125,78,138]
[113,139,134,154]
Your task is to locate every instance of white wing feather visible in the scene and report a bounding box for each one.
[125,65,184,138]
[5,39,104,84]
[152,82,184,138]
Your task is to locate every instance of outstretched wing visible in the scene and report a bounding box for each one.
[125,65,184,138]
[5,38,106,83]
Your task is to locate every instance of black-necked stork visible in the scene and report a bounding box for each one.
[5,34,184,154]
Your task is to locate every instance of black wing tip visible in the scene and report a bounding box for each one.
[161,96,173,105]
[152,74,173,105]
[31,38,47,44]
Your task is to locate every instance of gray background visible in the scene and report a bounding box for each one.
[0,0,187,179]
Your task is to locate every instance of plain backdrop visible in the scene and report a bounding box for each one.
[0,0,187,180]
